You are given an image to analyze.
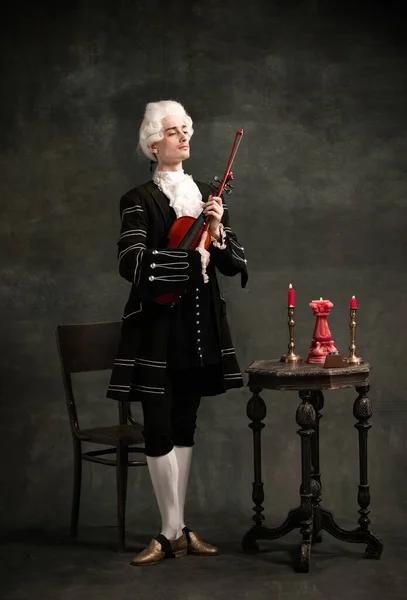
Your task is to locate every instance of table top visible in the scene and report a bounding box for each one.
[246,359,371,391]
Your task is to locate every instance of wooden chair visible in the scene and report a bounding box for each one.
[55,321,146,552]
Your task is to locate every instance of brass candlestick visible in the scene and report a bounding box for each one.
[346,307,364,365]
[280,306,302,363]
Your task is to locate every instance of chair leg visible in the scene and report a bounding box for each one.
[116,442,128,552]
[71,439,82,537]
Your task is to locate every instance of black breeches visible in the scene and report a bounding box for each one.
[141,370,201,457]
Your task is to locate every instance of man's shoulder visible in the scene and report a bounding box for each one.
[121,180,156,202]
[194,178,211,187]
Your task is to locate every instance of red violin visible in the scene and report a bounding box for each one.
[155,129,244,306]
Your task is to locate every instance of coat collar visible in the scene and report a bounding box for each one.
[146,180,174,231]
[196,180,211,201]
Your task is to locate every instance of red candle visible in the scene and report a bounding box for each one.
[288,283,295,307]
[350,295,357,309]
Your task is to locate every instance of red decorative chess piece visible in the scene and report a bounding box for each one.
[307,298,338,364]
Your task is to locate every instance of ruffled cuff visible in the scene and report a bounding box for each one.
[211,223,227,250]
[195,247,209,283]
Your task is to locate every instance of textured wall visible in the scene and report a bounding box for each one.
[1,0,406,534]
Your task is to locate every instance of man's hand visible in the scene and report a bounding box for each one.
[203,195,224,241]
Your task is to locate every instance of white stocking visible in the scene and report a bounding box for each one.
[174,446,193,533]
[146,448,180,540]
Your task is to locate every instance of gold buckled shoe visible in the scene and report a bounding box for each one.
[183,527,219,556]
[130,533,187,566]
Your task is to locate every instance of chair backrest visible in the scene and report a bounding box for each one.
[55,321,123,436]
[56,321,122,374]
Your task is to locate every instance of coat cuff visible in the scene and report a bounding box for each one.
[211,223,227,249]
[195,247,209,283]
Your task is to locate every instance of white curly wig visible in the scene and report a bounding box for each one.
[138,100,194,162]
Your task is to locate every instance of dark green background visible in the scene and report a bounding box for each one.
[1,0,406,535]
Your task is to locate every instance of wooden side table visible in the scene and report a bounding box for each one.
[241,359,383,572]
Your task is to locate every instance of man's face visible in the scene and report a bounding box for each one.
[149,114,190,165]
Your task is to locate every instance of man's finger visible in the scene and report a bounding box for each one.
[198,231,208,248]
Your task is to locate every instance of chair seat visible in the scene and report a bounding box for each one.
[81,423,144,446]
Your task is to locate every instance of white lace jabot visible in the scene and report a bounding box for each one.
[153,170,204,219]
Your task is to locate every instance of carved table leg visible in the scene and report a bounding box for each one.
[354,385,383,558]
[241,386,266,554]
[296,391,316,573]
[320,384,383,559]
[309,390,324,544]
[242,387,303,554]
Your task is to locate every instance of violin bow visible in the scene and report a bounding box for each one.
[203,128,244,238]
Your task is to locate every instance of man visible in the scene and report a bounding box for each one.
[107,100,248,565]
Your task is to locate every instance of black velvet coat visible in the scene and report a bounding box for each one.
[107,180,248,403]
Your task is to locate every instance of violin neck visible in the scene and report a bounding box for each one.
[178,212,206,249]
